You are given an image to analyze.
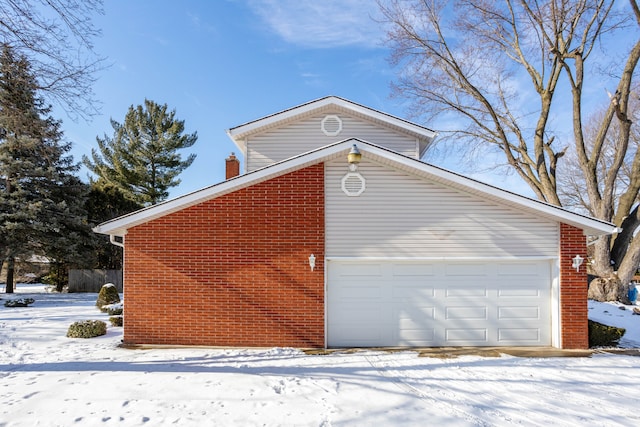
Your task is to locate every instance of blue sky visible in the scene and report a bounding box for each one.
[54,1,635,200]
[57,0,405,198]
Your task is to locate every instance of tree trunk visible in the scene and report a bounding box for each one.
[5,256,15,293]
[610,204,640,270]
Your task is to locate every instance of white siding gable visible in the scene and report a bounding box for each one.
[246,111,418,172]
[325,158,559,258]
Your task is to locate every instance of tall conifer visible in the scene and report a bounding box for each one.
[83,99,197,206]
[0,44,88,293]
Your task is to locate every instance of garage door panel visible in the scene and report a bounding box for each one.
[332,303,382,323]
[444,263,488,276]
[331,325,382,346]
[498,328,540,342]
[498,306,540,320]
[498,288,541,297]
[395,306,436,323]
[446,287,488,297]
[395,329,436,345]
[446,328,488,342]
[497,262,540,275]
[445,306,487,320]
[333,263,383,277]
[328,260,551,347]
[392,285,436,298]
[337,284,383,299]
[392,263,436,277]
[394,306,437,344]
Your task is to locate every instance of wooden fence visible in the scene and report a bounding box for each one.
[68,270,123,293]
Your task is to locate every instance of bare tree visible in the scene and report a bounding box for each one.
[380,0,640,287]
[0,0,105,119]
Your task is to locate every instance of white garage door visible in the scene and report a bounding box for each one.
[327,260,551,347]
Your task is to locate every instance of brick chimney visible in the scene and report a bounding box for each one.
[225,152,240,179]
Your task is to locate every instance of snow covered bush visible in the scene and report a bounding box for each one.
[588,320,625,347]
[4,298,35,307]
[96,283,120,312]
[66,320,107,338]
[102,302,123,316]
[109,316,123,327]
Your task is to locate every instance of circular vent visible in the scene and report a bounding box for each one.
[341,172,366,197]
[321,115,342,136]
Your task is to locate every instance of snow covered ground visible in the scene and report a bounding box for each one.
[1,284,640,427]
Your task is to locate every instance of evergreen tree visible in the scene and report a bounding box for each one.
[0,44,89,293]
[83,99,197,206]
[84,182,142,269]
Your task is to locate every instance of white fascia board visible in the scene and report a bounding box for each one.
[226,96,437,153]
[93,140,355,237]
[94,138,615,238]
[361,143,616,236]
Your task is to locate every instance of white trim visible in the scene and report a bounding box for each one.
[227,96,437,155]
[326,256,558,261]
[94,138,616,237]
[324,255,328,349]
[551,255,561,348]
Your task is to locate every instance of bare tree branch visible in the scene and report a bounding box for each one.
[381,0,640,285]
[0,0,105,120]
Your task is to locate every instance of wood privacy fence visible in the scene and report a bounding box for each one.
[68,270,123,293]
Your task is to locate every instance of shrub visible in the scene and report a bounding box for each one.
[96,283,120,312]
[588,320,625,347]
[109,316,123,327]
[67,320,107,338]
[102,302,123,316]
[4,298,35,307]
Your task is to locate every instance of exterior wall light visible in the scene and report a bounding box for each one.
[572,255,584,272]
[347,144,362,172]
[309,254,316,271]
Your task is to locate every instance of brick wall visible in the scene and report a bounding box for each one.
[123,164,325,347]
[559,223,589,349]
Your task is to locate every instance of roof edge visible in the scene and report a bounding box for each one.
[94,139,616,238]
[226,96,437,152]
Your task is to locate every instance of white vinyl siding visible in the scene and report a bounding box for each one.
[325,158,559,258]
[246,113,418,171]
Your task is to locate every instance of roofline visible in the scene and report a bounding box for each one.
[357,143,616,236]
[226,96,438,156]
[94,139,616,237]
[93,140,353,236]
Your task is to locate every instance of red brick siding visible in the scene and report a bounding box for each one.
[559,223,588,349]
[123,164,325,347]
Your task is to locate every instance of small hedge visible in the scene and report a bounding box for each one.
[588,320,625,347]
[96,284,120,312]
[67,320,107,338]
[109,316,123,327]
[102,302,123,316]
[4,298,35,307]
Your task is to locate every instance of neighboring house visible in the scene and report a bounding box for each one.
[94,96,616,349]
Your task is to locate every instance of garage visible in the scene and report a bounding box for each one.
[327,259,552,347]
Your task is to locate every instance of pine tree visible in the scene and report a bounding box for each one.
[84,182,142,269]
[0,44,89,293]
[83,99,197,206]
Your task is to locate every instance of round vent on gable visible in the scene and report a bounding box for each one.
[321,115,342,137]
[341,172,366,197]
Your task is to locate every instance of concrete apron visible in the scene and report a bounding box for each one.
[303,347,640,358]
[121,344,640,358]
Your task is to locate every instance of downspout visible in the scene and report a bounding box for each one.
[110,234,124,248]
